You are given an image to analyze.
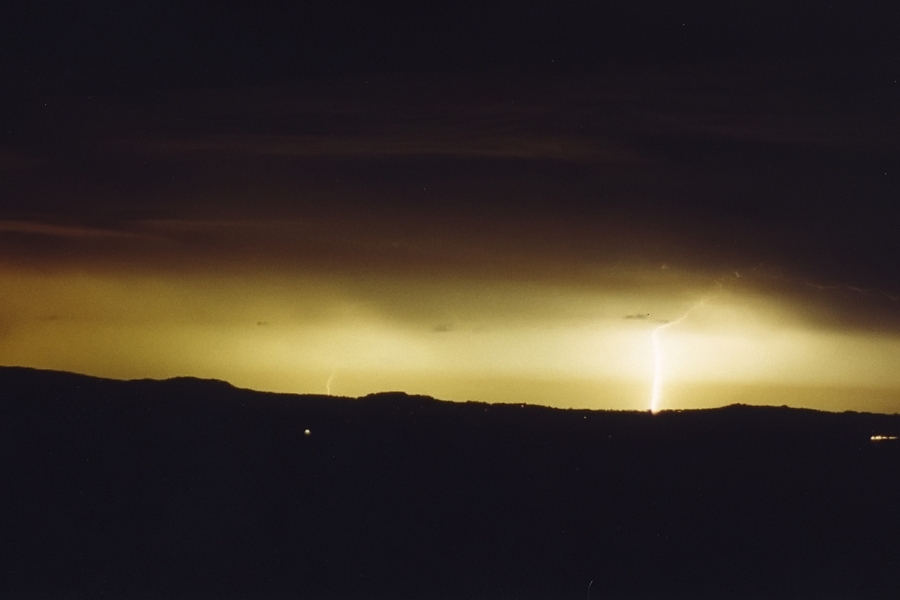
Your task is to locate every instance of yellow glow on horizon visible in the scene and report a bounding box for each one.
[1,264,899,413]
[649,297,710,413]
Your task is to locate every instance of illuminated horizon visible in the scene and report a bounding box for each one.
[2,73,899,414]
[1,235,899,413]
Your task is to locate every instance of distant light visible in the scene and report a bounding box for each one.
[304,429,311,436]
[870,435,897,441]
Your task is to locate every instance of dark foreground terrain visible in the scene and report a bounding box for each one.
[1,367,899,599]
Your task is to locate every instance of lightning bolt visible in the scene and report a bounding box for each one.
[802,279,900,301]
[645,268,899,413]
[649,298,709,413]
[649,275,734,413]
[741,264,899,302]
[325,366,336,395]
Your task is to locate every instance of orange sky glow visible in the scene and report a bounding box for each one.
[1,216,898,413]
[2,73,899,413]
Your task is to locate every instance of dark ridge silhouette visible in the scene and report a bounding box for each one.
[1,366,899,600]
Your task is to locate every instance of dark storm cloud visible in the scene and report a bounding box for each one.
[741,266,900,336]
[0,150,40,171]
[0,1,899,412]
[3,0,897,91]
[2,69,899,298]
[0,220,148,240]
[133,131,635,164]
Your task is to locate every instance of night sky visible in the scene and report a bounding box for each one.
[2,1,900,411]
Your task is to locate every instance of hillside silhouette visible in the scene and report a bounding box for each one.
[1,366,899,599]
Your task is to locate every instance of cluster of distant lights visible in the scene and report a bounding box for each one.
[870,435,898,441]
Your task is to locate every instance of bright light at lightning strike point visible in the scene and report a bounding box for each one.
[649,298,709,413]
[650,326,665,413]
